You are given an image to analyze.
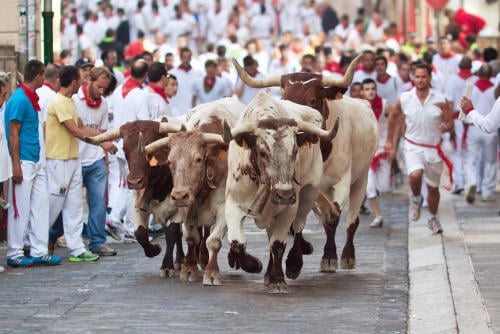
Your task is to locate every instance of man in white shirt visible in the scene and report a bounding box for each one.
[192,60,230,107]
[168,47,203,116]
[384,63,453,234]
[432,37,462,93]
[73,67,117,256]
[234,55,265,104]
[374,55,398,107]
[145,61,171,118]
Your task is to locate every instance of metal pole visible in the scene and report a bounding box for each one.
[18,0,28,70]
[42,0,54,64]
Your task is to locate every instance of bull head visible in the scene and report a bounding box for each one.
[227,117,339,205]
[145,131,227,207]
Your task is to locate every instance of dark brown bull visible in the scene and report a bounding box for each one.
[85,120,186,277]
[233,54,379,274]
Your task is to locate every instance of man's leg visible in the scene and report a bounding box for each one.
[83,159,108,251]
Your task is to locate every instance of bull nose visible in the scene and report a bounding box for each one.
[271,189,296,205]
[127,178,144,190]
[171,189,193,206]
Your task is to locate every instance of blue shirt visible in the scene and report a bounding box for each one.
[4,87,40,162]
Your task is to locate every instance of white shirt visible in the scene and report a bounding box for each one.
[466,96,500,134]
[376,76,399,106]
[470,81,496,118]
[145,85,172,119]
[432,53,462,93]
[401,88,446,162]
[0,103,12,182]
[36,84,57,166]
[192,76,230,105]
[168,66,204,116]
[445,73,478,112]
[235,72,265,105]
[73,87,108,166]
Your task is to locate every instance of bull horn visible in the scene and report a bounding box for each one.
[84,128,121,144]
[144,137,170,155]
[158,122,185,134]
[222,119,232,143]
[320,53,362,88]
[232,58,281,88]
[230,122,257,138]
[201,133,226,145]
[297,117,340,141]
[137,131,145,155]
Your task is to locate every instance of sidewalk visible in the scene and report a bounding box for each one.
[407,185,499,333]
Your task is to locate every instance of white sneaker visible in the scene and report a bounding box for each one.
[0,265,4,273]
[408,195,423,221]
[427,216,443,234]
[370,216,383,228]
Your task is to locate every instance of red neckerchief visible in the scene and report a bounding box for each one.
[122,78,142,98]
[81,84,102,108]
[475,78,493,92]
[43,82,55,91]
[371,95,383,120]
[178,64,192,72]
[203,76,216,93]
[376,73,391,84]
[458,69,472,80]
[20,83,41,112]
[148,83,168,103]
[439,52,455,59]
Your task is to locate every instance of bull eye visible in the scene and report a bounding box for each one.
[310,98,316,105]
[195,157,203,164]
[259,150,267,159]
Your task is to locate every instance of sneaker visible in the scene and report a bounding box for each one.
[31,254,62,266]
[69,250,100,262]
[148,225,166,240]
[91,245,117,256]
[105,222,122,241]
[56,237,67,248]
[481,196,496,203]
[451,187,464,195]
[359,205,371,216]
[123,233,137,243]
[370,216,383,228]
[466,185,476,204]
[0,265,4,273]
[7,256,34,268]
[408,195,423,221]
[427,216,443,234]
[0,199,10,210]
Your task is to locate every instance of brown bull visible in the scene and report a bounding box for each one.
[85,119,186,277]
[233,54,380,273]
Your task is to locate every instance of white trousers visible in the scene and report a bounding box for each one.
[452,119,465,189]
[465,126,498,197]
[366,158,391,199]
[107,154,133,234]
[46,158,86,257]
[7,160,49,259]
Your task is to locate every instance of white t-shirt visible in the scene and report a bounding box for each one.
[168,66,204,116]
[192,77,230,105]
[73,86,108,167]
[445,74,478,112]
[145,85,172,119]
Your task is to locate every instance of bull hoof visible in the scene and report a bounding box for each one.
[302,240,314,255]
[159,268,176,278]
[144,244,162,258]
[242,255,263,274]
[174,262,181,271]
[203,273,222,286]
[267,282,288,294]
[341,257,356,270]
[320,258,338,272]
[285,257,303,280]
[228,242,263,273]
[180,264,199,282]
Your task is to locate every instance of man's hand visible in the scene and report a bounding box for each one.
[100,142,118,154]
[460,96,474,115]
[12,162,23,184]
[384,142,396,160]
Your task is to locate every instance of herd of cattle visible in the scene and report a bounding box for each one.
[86,54,379,293]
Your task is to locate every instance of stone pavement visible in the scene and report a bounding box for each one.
[0,184,498,333]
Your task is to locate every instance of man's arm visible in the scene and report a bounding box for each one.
[9,120,23,184]
[384,98,403,159]
[436,100,454,133]
[63,118,117,153]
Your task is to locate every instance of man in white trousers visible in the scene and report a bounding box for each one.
[45,65,116,262]
[4,60,62,267]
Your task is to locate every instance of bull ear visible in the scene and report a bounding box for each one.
[296,133,319,148]
[234,134,256,149]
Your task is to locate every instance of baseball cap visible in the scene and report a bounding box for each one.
[75,57,94,68]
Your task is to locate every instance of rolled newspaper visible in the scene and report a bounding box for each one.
[459,82,474,120]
